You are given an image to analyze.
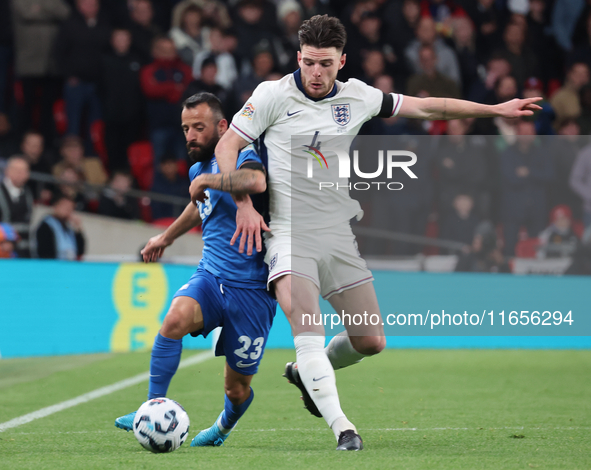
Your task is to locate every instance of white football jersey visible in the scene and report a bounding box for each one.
[230,70,403,231]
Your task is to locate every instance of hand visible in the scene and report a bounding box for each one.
[516,166,530,177]
[189,175,209,205]
[141,233,172,263]
[230,198,270,256]
[69,214,82,232]
[495,98,542,119]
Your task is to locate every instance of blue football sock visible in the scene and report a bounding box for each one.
[148,333,182,399]
[218,387,254,434]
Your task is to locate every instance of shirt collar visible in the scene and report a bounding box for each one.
[293,69,337,102]
[3,177,23,201]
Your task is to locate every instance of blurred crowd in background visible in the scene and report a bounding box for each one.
[0,0,591,273]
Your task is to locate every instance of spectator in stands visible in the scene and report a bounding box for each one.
[577,84,591,133]
[522,77,556,135]
[128,0,161,65]
[463,0,503,59]
[233,46,277,107]
[101,28,143,172]
[0,114,19,160]
[170,3,209,67]
[537,205,579,258]
[405,16,461,86]
[551,0,585,52]
[97,171,139,220]
[500,119,555,256]
[183,55,230,115]
[570,12,591,71]
[12,0,70,144]
[360,49,386,85]
[0,156,33,257]
[455,220,510,273]
[527,0,563,84]
[20,131,53,204]
[437,119,489,219]
[440,193,481,251]
[276,1,303,73]
[407,45,461,99]
[360,75,423,135]
[0,222,18,258]
[346,11,389,80]
[55,165,87,211]
[0,0,11,119]
[549,119,583,218]
[550,62,590,127]
[192,27,238,91]
[468,55,512,104]
[493,21,539,87]
[570,140,591,228]
[34,192,85,260]
[451,16,480,99]
[150,154,190,220]
[53,135,108,187]
[54,0,111,148]
[384,0,421,62]
[140,36,192,164]
[564,225,591,275]
[299,0,333,20]
[233,0,281,65]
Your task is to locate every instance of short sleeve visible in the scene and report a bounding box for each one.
[353,79,404,118]
[236,143,262,169]
[189,162,203,182]
[230,82,279,143]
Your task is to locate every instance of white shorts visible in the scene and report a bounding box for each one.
[264,222,374,299]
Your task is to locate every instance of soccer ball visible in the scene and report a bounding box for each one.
[133,398,190,453]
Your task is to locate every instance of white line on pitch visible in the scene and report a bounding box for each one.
[0,351,214,433]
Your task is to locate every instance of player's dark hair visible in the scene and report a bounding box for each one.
[298,15,347,52]
[182,92,224,123]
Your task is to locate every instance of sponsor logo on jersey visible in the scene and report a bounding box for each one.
[269,253,278,271]
[331,104,351,126]
[240,102,255,120]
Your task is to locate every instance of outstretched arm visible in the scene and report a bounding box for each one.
[141,202,201,262]
[398,96,543,121]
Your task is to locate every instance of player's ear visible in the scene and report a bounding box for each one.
[339,53,346,69]
[297,50,302,65]
[218,118,228,134]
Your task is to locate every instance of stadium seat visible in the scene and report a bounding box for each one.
[128,141,154,191]
[515,238,540,258]
[53,98,68,135]
[90,119,109,169]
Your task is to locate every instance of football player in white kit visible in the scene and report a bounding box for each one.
[189,15,542,451]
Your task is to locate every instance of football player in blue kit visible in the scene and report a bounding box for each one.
[114,92,277,447]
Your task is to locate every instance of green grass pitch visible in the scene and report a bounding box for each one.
[0,349,590,470]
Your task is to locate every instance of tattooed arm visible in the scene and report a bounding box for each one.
[189,168,266,205]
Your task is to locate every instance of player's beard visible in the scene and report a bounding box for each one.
[187,134,219,163]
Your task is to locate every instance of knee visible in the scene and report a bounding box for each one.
[351,335,386,356]
[160,307,193,339]
[225,383,250,405]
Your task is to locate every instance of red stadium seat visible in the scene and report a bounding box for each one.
[128,141,154,191]
[90,119,109,169]
[515,238,540,258]
[53,98,68,136]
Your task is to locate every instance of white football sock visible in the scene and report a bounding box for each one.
[325,331,366,370]
[294,333,356,440]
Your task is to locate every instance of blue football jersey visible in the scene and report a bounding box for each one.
[189,144,268,289]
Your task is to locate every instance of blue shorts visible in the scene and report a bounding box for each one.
[173,267,277,376]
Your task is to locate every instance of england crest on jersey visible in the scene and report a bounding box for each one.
[332,104,351,126]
